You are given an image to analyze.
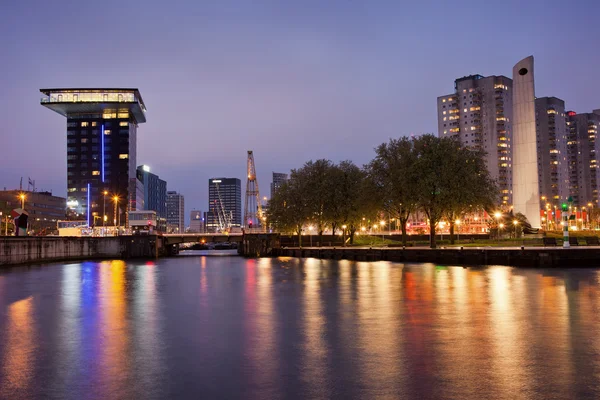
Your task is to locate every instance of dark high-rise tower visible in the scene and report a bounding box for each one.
[40,89,147,227]
[207,178,241,232]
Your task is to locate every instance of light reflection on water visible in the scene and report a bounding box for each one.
[0,258,599,399]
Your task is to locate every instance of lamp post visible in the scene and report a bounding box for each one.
[308,225,313,247]
[588,202,594,230]
[19,193,26,209]
[494,211,502,240]
[113,196,119,227]
[499,223,504,239]
[455,219,461,241]
[342,224,347,246]
[103,191,108,227]
[513,220,519,239]
[380,220,385,243]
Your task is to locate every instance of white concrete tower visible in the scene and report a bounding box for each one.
[512,56,541,228]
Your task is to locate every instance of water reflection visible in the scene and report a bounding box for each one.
[1,296,36,396]
[0,259,600,399]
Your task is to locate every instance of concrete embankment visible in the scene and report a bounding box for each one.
[273,246,600,268]
[0,236,162,266]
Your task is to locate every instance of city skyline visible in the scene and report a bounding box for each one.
[1,0,599,219]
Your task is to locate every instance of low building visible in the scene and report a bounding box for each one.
[0,190,66,234]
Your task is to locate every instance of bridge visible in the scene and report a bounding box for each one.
[162,232,243,246]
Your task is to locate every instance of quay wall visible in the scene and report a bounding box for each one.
[0,236,161,266]
[273,247,600,268]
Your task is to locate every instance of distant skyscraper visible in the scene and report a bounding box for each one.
[512,56,541,228]
[166,191,185,233]
[40,88,147,226]
[208,178,241,232]
[270,172,289,199]
[189,209,203,233]
[566,109,600,206]
[535,97,569,206]
[137,165,167,231]
[437,75,513,206]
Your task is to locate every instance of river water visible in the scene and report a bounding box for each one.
[0,251,599,399]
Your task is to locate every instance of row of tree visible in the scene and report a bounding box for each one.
[266,134,498,248]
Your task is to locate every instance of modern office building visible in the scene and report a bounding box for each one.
[535,97,569,206]
[207,178,241,232]
[189,209,204,233]
[512,56,541,229]
[437,74,513,206]
[40,88,147,227]
[566,109,600,207]
[166,191,185,233]
[0,190,66,233]
[137,165,167,231]
[270,172,289,199]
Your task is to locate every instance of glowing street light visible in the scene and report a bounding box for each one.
[113,195,119,227]
[513,219,519,238]
[308,225,313,247]
[19,193,26,209]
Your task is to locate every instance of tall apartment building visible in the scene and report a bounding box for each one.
[137,165,167,231]
[166,191,184,233]
[270,172,289,199]
[40,88,147,226]
[535,97,569,206]
[437,75,513,206]
[207,178,241,232]
[566,110,600,207]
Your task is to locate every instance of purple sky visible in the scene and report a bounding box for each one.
[1,0,599,223]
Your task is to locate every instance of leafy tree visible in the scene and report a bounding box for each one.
[366,137,419,246]
[413,134,496,248]
[441,146,498,244]
[296,159,336,245]
[266,178,309,246]
[329,161,369,244]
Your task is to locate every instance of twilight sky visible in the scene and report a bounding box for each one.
[1,0,599,223]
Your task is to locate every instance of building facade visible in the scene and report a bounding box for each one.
[40,88,147,227]
[0,190,66,234]
[189,209,204,233]
[535,97,569,207]
[437,74,513,206]
[207,178,241,232]
[270,172,289,199]
[566,110,600,207]
[166,191,184,233]
[137,165,167,231]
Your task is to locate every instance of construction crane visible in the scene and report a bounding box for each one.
[244,151,262,231]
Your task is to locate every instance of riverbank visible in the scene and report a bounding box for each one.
[273,246,600,268]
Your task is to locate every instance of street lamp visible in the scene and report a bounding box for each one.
[494,211,502,239]
[308,225,313,247]
[380,220,385,242]
[103,191,108,228]
[19,193,26,209]
[113,195,119,227]
[499,223,504,238]
[455,219,461,241]
[513,220,519,238]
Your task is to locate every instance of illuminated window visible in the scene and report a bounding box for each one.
[92,122,97,126]
[81,187,87,192]
[117,112,129,118]
[81,122,89,127]
[68,188,77,192]
[442,99,446,103]
[463,108,468,112]
[119,121,128,127]
[119,154,129,159]
[102,112,117,119]
[92,171,100,176]
[443,117,447,121]
[104,130,111,135]
[547,109,557,115]
[81,138,88,143]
